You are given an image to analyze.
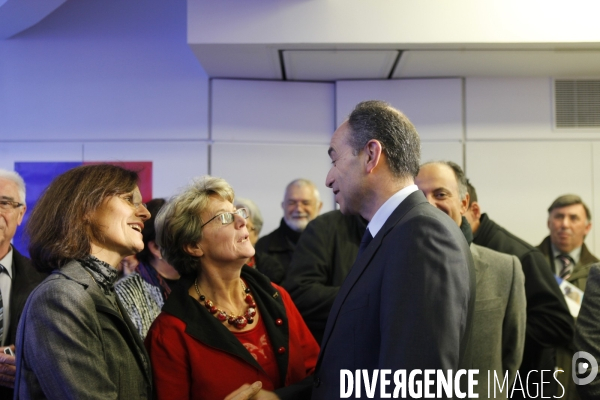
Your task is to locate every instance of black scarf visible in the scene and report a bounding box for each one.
[78,255,118,296]
[460,216,474,246]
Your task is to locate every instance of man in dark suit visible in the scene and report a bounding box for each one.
[537,194,598,291]
[465,182,575,398]
[0,169,47,398]
[574,264,600,400]
[311,100,475,399]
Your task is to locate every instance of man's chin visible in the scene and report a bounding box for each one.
[284,218,308,232]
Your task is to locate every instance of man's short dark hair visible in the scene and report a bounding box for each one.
[347,100,421,179]
[548,194,591,221]
[466,179,477,206]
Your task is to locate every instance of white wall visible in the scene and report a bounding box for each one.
[0,0,210,198]
[3,1,600,255]
[210,79,335,236]
[465,77,600,253]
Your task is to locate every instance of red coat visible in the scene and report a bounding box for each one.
[145,267,319,400]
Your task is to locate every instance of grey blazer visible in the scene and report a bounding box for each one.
[14,260,152,400]
[464,244,527,399]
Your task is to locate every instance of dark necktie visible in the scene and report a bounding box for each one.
[557,254,574,280]
[357,228,373,257]
[0,264,4,345]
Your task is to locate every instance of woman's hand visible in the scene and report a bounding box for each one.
[224,381,263,400]
[252,389,280,400]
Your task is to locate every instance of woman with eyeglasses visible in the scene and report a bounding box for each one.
[14,164,153,399]
[146,176,319,400]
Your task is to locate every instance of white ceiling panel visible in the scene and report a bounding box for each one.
[283,50,399,81]
[395,50,600,78]
[190,44,282,80]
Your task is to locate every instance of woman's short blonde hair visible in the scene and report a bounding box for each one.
[155,176,234,276]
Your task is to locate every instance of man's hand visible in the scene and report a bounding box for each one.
[0,345,16,389]
[224,381,262,400]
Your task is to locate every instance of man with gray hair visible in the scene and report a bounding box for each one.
[255,178,323,278]
[537,194,598,290]
[0,169,47,398]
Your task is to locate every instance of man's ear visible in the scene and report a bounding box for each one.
[16,204,26,225]
[184,242,204,257]
[584,221,592,237]
[470,201,482,221]
[364,140,383,174]
[460,193,470,215]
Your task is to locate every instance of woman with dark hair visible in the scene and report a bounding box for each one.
[116,198,181,338]
[146,176,319,400]
[14,164,153,399]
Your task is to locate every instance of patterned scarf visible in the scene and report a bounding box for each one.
[137,261,172,301]
[78,255,118,296]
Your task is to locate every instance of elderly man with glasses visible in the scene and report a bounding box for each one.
[0,169,47,399]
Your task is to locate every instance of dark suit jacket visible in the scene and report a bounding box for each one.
[537,235,599,292]
[282,210,366,344]
[14,260,152,399]
[0,248,47,400]
[575,264,600,400]
[311,190,476,399]
[7,248,48,344]
[537,235,597,400]
[255,218,301,282]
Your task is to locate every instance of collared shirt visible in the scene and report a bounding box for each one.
[0,247,14,346]
[550,243,582,276]
[367,184,419,238]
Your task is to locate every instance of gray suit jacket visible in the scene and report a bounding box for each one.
[463,244,527,399]
[14,260,152,399]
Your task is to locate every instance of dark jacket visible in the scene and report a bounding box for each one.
[537,235,599,292]
[574,264,600,400]
[255,218,301,282]
[145,266,319,400]
[0,248,47,400]
[473,213,575,398]
[537,235,599,400]
[312,190,475,399]
[282,210,366,344]
[14,260,152,400]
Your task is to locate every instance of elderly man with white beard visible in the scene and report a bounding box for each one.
[255,179,323,282]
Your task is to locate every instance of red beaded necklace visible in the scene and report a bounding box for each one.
[194,278,257,330]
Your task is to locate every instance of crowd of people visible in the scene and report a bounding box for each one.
[1,100,599,399]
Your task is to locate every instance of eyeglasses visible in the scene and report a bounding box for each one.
[0,200,24,211]
[119,194,146,211]
[201,208,248,228]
